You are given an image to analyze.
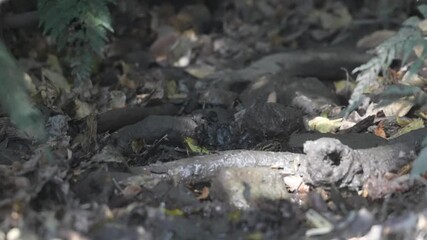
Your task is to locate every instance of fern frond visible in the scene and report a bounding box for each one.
[38,0,114,84]
[344,5,426,116]
[343,4,427,176]
[376,84,423,106]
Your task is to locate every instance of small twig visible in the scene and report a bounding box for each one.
[351,19,402,27]
[112,177,125,194]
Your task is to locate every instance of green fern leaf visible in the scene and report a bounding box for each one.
[38,0,114,84]
[343,6,427,116]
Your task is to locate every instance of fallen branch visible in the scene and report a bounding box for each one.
[97,104,179,133]
[123,128,427,190]
[126,150,302,187]
[113,115,198,148]
[207,49,372,87]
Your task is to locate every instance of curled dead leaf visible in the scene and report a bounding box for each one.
[196,186,210,200]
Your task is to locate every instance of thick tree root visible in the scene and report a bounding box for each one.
[124,128,427,190]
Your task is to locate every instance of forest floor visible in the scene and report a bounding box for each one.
[1,0,427,239]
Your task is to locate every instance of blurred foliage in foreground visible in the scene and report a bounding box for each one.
[0,42,46,141]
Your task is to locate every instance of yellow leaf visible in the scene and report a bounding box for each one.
[184,137,210,154]
[418,110,427,120]
[308,117,342,133]
[164,208,184,217]
[388,118,424,139]
[247,232,263,240]
[334,80,355,94]
[396,117,412,127]
[165,80,177,98]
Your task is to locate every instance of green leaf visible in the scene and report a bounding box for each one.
[411,144,427,176]
[409,58,424,75]
[380,84,422,100]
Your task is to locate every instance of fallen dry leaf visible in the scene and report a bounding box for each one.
[41,68,71,93]
[109,90,126,109]
[284,175,309,193]
[374,121,387,138]
[356,30,396,49]
[75,99,94,120]
[381,99,415,117]
[122,184,142,198]
[197,186,210,200]
[388,118,424,139]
